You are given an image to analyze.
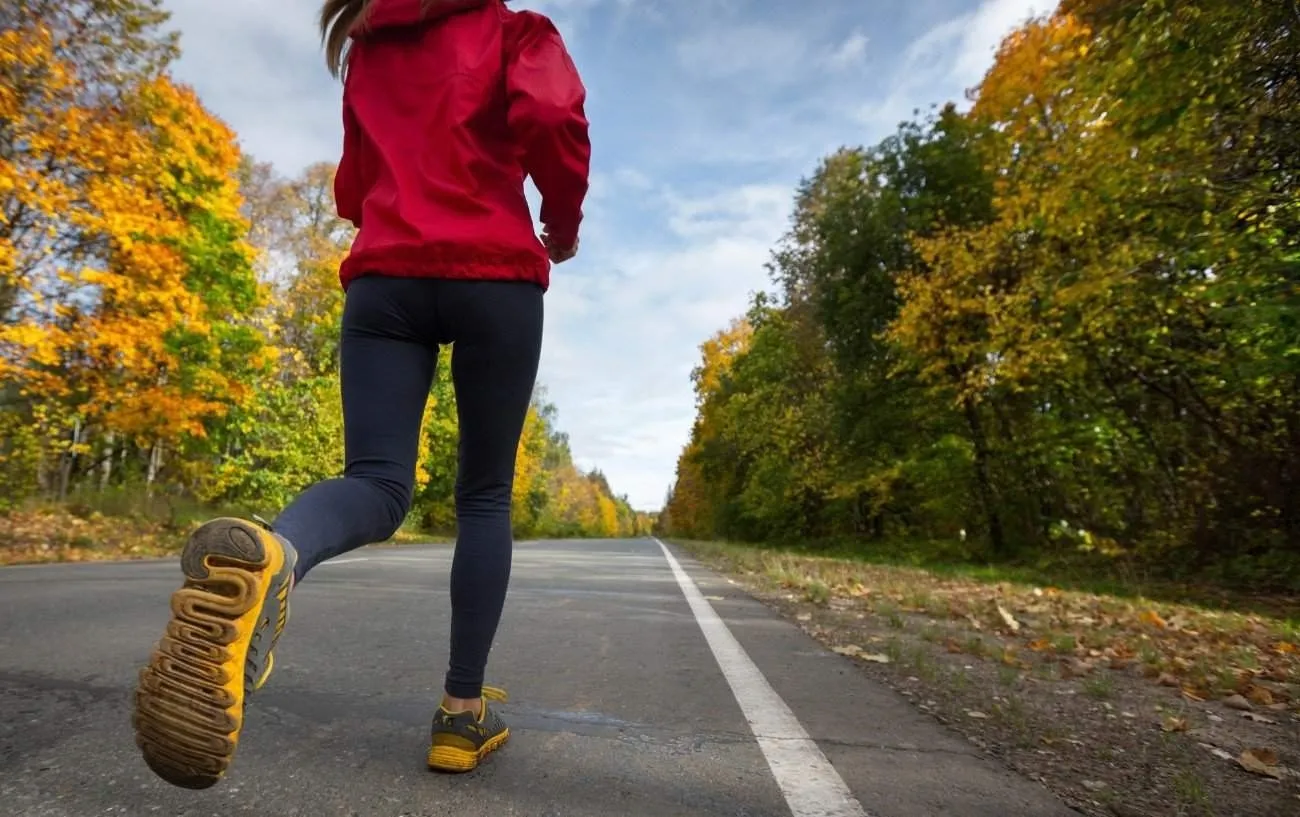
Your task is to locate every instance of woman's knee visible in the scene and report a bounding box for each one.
[454,481,510,518]
[360,476,412,537]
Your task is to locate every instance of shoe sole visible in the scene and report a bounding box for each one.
[132,518,291,789]
[427,728,510,773]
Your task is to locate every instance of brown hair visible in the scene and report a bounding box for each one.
[320,0,378,79]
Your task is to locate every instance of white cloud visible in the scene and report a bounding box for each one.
[664,184,792,241]
[164,0,341,174]
[949,0,1057,83]
[535,177,790,508]
[825,30,869,71]
[675,22,810,84]
[857,0,1056,130]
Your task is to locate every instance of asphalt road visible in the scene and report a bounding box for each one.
[0,538,1075,817]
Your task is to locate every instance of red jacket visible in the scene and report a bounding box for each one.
[333,0,590,292]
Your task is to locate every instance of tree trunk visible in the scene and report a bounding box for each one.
[962,399,1006,558]
[100,432,114,491]
[58,418,81,502]
[146,441,163,496]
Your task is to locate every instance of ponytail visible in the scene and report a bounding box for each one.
[320,0,375,79]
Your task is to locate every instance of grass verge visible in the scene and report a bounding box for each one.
[0,507,447,566]
[0,508,179,564]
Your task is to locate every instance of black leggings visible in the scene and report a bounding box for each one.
[270,274,543,699]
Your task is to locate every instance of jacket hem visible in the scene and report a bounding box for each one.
[339,249,551,292]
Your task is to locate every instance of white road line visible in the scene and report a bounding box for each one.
[316,557,371,566]
[653,538,870,817]
[356,556,437,563]
[317,555,441,567]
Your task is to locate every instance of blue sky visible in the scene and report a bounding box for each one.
[161,0,1055,511]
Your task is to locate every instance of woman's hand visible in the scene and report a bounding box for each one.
[541,228,579,264]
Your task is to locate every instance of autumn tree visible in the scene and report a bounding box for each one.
[898,3,1300,561]
[774,109,997,547]
[663,317,751,538]
[1,0,271,502]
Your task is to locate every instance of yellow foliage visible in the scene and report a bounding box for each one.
[512,407,546,512]
[596,493,619,538]
[2,50,257,447]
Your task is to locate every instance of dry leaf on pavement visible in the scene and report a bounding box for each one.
[1238,748,1285,780]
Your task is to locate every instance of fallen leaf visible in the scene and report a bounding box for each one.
[860,653,891,664]
[996,603,1021,633]
[1158,672,1181,687]
[1242,712,1277,724]
[1140,610,1167,629]
[1029,638,1052,652]
[966,710,989,719]
[1061,659,1094,679]
[1182,688,1206,703]
[1238,748,1284,779]
[1224,694,1253,711]
[1162,716,1188,733]
[1247,686,1276,706]
[832,645,863,657]
[1272,641,1296,655]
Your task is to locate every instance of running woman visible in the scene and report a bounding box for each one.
[131,0,590,788]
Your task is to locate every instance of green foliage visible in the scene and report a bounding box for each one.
[195,375,344,510]
[663,0,1300,589]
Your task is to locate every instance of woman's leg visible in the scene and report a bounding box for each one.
[441,280,544,701]
[426,279,541,774]
[134,275,441,789]
[272,276,439,581]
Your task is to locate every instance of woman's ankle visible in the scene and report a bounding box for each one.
[441,694,483,717]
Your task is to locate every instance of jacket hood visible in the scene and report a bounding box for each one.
[356,0,491,35]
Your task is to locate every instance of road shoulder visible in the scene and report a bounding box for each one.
[655,538,1077,817]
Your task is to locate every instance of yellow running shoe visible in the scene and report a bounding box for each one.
[132,517,297,789]
[427,686,510,773]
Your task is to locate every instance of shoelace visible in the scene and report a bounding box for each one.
[437,686,508,723]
